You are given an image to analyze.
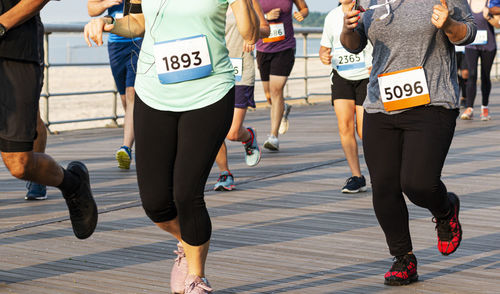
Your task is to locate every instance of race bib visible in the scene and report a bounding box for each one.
[153,35,212,84]
[471,30,487,45]
[333,47,366,71]
[230,58,243,82]
[378,66,430,112]
[263,23,285,43]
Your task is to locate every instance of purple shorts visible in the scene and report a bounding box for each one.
[235,85,256,109]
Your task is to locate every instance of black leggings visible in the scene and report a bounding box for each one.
[465,48,496,108]
[363,106,458,256]
[134,89,234,246]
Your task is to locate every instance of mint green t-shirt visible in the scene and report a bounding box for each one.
[135,0,236,111]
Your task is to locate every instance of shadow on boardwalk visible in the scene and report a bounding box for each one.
[1,97,500,293]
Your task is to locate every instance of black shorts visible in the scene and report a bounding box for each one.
[256,48,295,81]
[0,58,41,152]
[331,69,368,106]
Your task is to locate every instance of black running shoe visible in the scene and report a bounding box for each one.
[341,175,367,193]
[63,161,98,239]
[384,253,418,286]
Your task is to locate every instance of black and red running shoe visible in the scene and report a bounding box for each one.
[434,192,462,256]
[384,253,418,286]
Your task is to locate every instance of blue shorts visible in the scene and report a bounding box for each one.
[108,39,142,95]
[235,85,255,109]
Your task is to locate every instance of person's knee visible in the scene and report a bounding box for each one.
[270,86,284,99]
[337,120,355,138]
[3,153,32,180]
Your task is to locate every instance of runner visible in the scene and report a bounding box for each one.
[213,0,269,191]
[319,1,372,193]
[84,0,259,292]
[0,0,98,239]
[455,48,469,108]
[25,15,49,200]
[461,0,497,121]
[256,0,309,151]
[341,0,475,286]
[88,0,143,169]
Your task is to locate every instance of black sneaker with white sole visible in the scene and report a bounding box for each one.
[341,175,367,193]
[63,161,98,239]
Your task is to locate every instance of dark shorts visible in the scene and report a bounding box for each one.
[108,39,142,95]
[0,59,41,152]
[331,70,368,106]
[256,48,295,81]
[235,85,255,109]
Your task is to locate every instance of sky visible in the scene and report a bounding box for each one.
[41,0,338,23]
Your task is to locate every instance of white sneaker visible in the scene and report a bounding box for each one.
[263,135,279,151]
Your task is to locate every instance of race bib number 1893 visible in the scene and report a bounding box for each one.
[378,66,430,112]
[154,35,212,84]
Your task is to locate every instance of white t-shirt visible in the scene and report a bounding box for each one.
[320,6,373,81]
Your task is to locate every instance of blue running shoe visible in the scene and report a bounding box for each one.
[25,182,47,200]
[116,145,132,169]
[243,127,261,167]
[214,171,235,191]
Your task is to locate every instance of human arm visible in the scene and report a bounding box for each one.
[253,0,270,38]
[87,0,123,17]
[319,46,332,65]
[231,0,260,45]
[0,0,49,31]
[84,0,144,46]
[339,0,366,53]
[432,0,476,45]
[293,0,309,22]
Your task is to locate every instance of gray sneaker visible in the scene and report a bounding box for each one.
[243,127,261,166]
[263,135,279,151]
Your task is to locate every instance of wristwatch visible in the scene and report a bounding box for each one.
[104,15,116,25]
[0,23,6,39]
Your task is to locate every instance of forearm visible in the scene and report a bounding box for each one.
[442,19,468,43]
[109,14,145,38]
[490,6,500,15]
[298,7,309,18]
[340,29,361,51]
[232,0,260,44]
[88,0,109,17]
[0,0,49,30]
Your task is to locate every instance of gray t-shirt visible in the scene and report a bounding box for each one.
[349,0,476,114]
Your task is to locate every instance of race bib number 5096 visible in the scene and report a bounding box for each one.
[378,66,431,112]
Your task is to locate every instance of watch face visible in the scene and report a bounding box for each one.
[0,24,5,37]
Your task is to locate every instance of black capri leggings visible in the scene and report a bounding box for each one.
[465,48,496,108]
[362,106,458,256]
[134,88,234,246]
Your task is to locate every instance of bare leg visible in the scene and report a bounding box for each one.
[355,105,364,139]
[2,151,63,186]
[34,111,47,153]
[214,108,250,172]
[182,240,210,277]
[333,99,362,177]
[122,87,135,148]
[269,75,288,137]
[155,218,182,241]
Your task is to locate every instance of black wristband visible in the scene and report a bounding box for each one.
[129,3,142,13]
[0,23,6,39]
[104,15,116,25]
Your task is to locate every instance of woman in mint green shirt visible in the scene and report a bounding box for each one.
[84,1,259,292]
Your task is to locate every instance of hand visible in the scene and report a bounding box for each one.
[243,42,255,53]
[483,6,491,19]
[266,8,280,21]
[431,0,450,30]
[102,0,123,9]
[319,47,332,65]
[266,95,272,105]
[84,18,115,47]
[294,11,304,22]
[342,1,361,32]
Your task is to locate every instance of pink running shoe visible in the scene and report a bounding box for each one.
[184,275,213,294]
[171,242,189,294]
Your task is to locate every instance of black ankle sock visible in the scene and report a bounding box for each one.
[57,168,80,198]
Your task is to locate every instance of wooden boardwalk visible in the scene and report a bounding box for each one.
[1,91,500,293]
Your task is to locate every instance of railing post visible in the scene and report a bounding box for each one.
[303,33,309,104]
[43,32,51,131]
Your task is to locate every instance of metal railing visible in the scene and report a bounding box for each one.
[41,24,329,129]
